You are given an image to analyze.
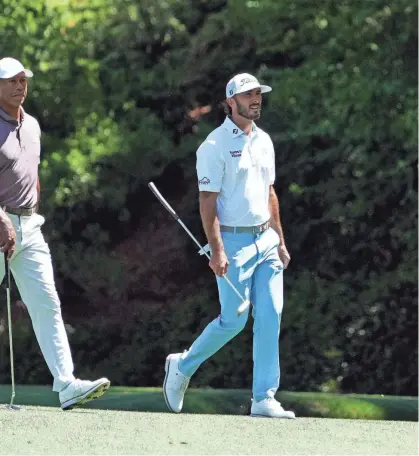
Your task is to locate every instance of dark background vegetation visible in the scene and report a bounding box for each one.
[0,0,417,395]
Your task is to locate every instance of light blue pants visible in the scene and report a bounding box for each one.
[179,227,284,401]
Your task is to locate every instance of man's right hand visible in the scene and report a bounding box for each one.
[209,249,229,277]
[0,214,16,259]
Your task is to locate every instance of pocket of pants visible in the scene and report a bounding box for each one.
[33,213,45,228]
[269,228,280,247]
[31,214,45,228]
[221,232,243,259]
[23,213,45,233]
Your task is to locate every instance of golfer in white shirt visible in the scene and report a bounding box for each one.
[163,73,295,418]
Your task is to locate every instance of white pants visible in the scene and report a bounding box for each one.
[0,213,75,391]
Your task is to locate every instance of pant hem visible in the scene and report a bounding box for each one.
[53,377,75,393]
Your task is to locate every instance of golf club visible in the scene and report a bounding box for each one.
[148,182,251,315]
[3,253,23,411]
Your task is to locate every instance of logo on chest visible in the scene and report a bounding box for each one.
[229,150,242,158]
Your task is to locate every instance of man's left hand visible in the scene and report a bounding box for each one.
[278,245,291,269]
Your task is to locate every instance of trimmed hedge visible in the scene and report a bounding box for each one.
[0,385,416,421]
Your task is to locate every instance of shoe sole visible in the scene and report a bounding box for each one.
[61,380,111,411]
[163,355,176,413]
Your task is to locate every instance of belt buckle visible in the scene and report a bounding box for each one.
[258,222,268,234]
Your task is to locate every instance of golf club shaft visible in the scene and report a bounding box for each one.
[148,182,250,311]
[177,218,248,305]
[4,254,16,406]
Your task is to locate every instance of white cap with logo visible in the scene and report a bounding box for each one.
[0,57,33,79]
[226,73,272,98]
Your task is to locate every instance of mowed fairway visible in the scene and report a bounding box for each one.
[0,406,416,455]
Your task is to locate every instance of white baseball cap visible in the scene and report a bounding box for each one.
[226,73,272,98]
[0,57,33,79]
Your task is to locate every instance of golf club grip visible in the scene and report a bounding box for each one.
[4,253,9,289]
[148,182,179,221]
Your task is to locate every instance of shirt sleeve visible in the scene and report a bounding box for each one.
[196,139,224,192]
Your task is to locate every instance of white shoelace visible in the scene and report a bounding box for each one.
[71,379,84,393]
[258,398,283,409]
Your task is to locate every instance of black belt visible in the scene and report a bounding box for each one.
[1,205,37,216]
[220,221,270,234]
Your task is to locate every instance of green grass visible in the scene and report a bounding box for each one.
[0,385,417,421]
[0,406,417,455]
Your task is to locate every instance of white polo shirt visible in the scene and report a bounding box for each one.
[196,116,275,227]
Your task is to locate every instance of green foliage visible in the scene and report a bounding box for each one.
[0,0,416,395]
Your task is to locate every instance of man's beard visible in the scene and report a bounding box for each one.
[236,100,261,120]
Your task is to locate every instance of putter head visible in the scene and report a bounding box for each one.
[237,299,251,315]
[6,404,24,411]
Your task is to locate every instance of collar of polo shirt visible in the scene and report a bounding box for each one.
[223,116,258,138]
[0,106,25,126]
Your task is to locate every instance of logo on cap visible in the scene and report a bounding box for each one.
[240,77,257,86]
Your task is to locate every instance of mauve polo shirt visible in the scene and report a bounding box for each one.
[0,106,40,208]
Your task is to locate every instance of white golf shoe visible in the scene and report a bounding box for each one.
[251,398,296,419]
[60,377,110,411]
[163,353,190,413]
